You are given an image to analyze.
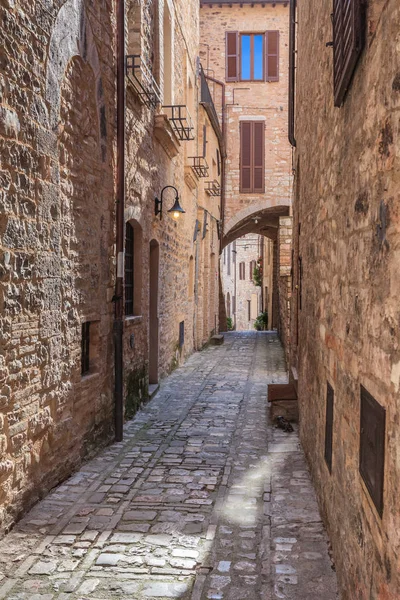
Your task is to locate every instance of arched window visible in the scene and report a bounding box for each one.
[125,220,143,317]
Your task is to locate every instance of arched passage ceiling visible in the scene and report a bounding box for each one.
[222,204,290,249]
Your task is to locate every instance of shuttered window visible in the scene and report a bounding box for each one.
[125,222,134,316]
[226,32,239,81]
[226,31,279,83]
[265,31,279,81]
[240,121,265,193]
[333,0,365,107]
[239,262,245,280]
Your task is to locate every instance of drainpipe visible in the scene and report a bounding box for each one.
[205,74,226,249]
[114,0,125,442]
[289,0,297,147]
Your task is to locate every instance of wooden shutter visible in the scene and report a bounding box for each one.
[253,121,265,192]
[240,121,265,193]
[226,32,239,81]
[240,122,252,192]
[333,0,365,107]
[265,31,279,81]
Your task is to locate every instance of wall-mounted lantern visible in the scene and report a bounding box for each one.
[155,186,186,220]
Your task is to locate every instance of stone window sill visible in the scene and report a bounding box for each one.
[125,315,143,325]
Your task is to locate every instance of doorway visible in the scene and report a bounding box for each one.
[149,239,159,384]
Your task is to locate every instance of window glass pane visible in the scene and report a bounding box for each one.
[241,35,251,80]
[254,35,263,80]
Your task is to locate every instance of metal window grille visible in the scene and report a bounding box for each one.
[126,55,161,108]
[81,322,90,375]
[125,222,134,316]
[189,156,209,178]
[359,386,386,517]
[162,105,195,141]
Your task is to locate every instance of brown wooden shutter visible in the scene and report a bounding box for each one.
[265,31,279,82]
[226,32,239,82]
[333,0,365,107]
[253,121,265,192]
[240,122,252,192]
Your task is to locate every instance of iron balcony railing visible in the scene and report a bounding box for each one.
[162,105,195,141]
[126,55,161,108]
[188,156,209,178]
[205,180,221,197]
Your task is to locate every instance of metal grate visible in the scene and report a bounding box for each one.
[162,105,195,140]
[179,321,185,347]
[126,55,161,108]
[125,222,134,316]
[205,180,221,197]
[324,382,334,473]
[359,386,386,517]
[189,156,209,178]
[81,322,90,375]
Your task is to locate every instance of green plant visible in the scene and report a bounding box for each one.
[253,258,262,287]
[227,317,234,331]
[254,311,268,331]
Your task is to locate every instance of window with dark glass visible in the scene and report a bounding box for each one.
[81,322,90,375]
[359,386,385,517]
[125,222,134,316]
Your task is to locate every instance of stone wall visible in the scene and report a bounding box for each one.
[0,0,116,532]
[277,216,292,364]
[292,0,400,597]
[0,0,222,532]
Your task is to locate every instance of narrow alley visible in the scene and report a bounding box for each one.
[0,333,336,600]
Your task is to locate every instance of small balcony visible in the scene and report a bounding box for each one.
[126,55,161,108]
[189,156,209,178]
[205,180,221,197]
[162,105,195,141]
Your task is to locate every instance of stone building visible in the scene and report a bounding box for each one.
[289,0,400,597]
[0,0,222,533]
[199,0,293,339]
[221,234,269,331]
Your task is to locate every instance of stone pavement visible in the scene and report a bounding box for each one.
[0,332,338,600]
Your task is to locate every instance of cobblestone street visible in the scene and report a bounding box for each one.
[0,332,337,600]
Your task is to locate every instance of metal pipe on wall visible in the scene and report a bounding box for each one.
[114,0,126,442]
[289,0,297,147]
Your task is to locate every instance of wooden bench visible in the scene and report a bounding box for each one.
[268,383,298,422]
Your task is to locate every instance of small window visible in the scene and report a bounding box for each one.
[125,223,134,316]
[239,262,245,280]
[226,31,279,83]
[247,300,251,321]
[179,321,185,347]
[324,383,334,473]
[188,256,194,298]
[216,149,221,176]
[223,247,226,265]
[125,220,143,317]
[250,260,256,281]
[163,0,173,104]
[227,245,231,276]
[226,292,231,317]
[232,295,236,314]
[81,322,90,375]
[359,386,385,517]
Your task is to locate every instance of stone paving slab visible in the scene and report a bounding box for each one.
[0,332,338,599]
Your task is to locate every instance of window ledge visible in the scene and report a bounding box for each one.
[154,114,181,158]
[81,371,100,383]
[125,315,143,325]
